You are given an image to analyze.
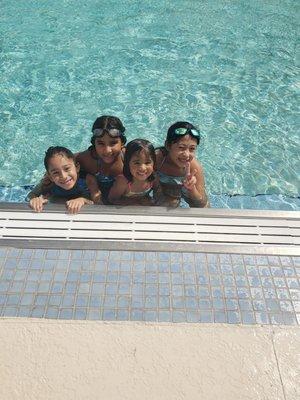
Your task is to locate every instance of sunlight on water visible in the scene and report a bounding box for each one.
[0,0,299,200]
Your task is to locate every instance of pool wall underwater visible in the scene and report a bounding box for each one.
[0,185,299,210]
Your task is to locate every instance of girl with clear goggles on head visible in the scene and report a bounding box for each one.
[75,115,126,205]
[155,121,209,208]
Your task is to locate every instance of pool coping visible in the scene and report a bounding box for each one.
[0,202,299,255]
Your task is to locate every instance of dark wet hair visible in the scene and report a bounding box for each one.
[91,115,126,146]
[123,139,156,182]
[165,121,200,146]
[44,146,75,171]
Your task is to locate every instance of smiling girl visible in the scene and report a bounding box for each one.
[108,139,159,206]
[155,121,209,208]
[28,146,93,213]
[75,115,126,204]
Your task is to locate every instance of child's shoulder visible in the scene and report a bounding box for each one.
[190,158,203,171]
[75,147,94,162]
[114,174,128,185]
[155,147,166,167]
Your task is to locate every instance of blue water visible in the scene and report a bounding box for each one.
[0,0,299,208]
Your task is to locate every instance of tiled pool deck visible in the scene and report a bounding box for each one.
[1,247,299,325]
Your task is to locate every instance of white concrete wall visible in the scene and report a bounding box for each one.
[0,319,299,400]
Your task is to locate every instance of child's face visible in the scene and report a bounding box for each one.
[94,133,123,164]
[167,135,198,169]
[129,149,154,182]
[47,154,79,190]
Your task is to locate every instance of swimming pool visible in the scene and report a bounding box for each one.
[0,0,299,209]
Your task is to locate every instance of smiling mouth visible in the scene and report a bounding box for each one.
[62,178,73,185]
[179,158,191,164]
[102,155,114,162]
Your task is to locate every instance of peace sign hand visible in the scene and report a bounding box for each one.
[183,162,197,191]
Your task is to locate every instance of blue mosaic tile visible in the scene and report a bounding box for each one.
[241,312,255,324]
[62,294,76,307]
[210,275,222,286]
[90,295,103,308]
[31,306,45,318]
[280,257,293,266]
[60,309,74,319]
[200,311,213,323]
[287,278,299,289]
[185,297,198,309]
[3,307,18,317]
[199,299,212,310]
[159,284,170,296]
[116,309,129,321]
[263,288,277,299]
[228,311,241,324]
[255,312,269,324]
[0,247,299,325]
[172,297,185,309]
[198,286,210,297]
[74,308,88,320]
[253,300,267,312]
[214,311,227,323]
[76,295,89,307]
[45,307,59,319]
[144,310,157,321]
[158,273,170,283]
[276,288,290,300]
[172,310,186,323]
[226,299,239,310]
[269,313,285,325]
[131,309,143,321]
[282,313,298,325]
[158,310,172,322]
[18,306,31,318]
[172,285,184,297]
[256,256,269,266]
[49,295,62,307]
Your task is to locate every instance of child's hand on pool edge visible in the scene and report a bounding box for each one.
[66,197,94,214]
[29,195,49,213]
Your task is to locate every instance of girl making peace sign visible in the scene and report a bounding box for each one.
[155,121,209,208]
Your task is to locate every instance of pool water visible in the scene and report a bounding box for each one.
[0,0,299,207]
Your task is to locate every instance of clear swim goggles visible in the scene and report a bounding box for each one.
[173,128,201,138]
[92,128,123,138]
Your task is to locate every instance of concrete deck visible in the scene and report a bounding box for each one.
[0,319,299,400]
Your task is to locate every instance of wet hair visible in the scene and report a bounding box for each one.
[44,146,75,171]
[123,139,156,182]
[165,121,200,146]
[91,115,126,146]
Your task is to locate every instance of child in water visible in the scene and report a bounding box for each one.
[28,146,93,213]
[108,139,159,206]
[76,115,126,204]
[155,121,209,208]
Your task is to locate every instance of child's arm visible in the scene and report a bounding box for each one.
[86,174,102,204]
[183,161,209,207]
[108,176,131,205]
[65,197,93,214]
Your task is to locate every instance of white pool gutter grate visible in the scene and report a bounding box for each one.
[0,203,299,255]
